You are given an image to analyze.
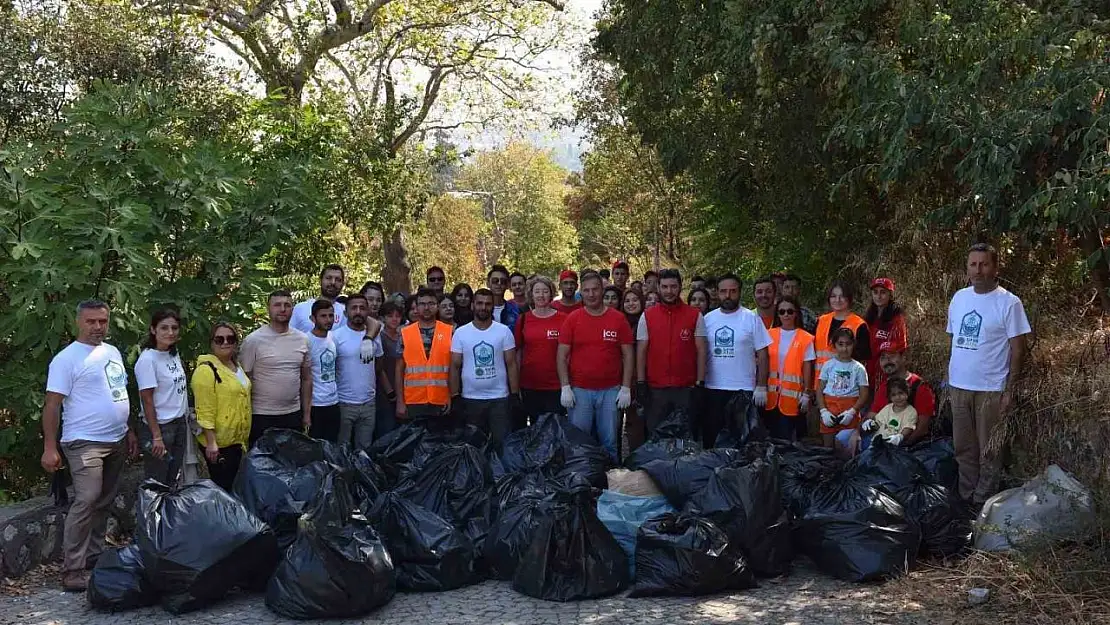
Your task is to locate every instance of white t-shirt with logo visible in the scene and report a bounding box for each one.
[819,358,868,397]
[946,285,1031,392]
[134,348,188,424]
[451,321,515,400]
[291,298,346,335]
[776,329,817,374]
[308,332,339,406]
[47,342,130,443]
[333,323,383,404]
[704,307,773,391]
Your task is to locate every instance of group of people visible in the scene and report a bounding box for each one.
[40,244,1029,592]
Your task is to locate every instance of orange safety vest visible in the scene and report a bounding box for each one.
[767,328,814,417]
[813,312,866,389]
[401,321,453,406]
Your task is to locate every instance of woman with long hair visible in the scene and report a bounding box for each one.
[514,275,568,422]
[644,290,660,309]
[764,295,816,441]
[863,277,907,384]
[813,280,871,440]
[687,287,711,316]
[602,285,622,310]
[451,283,474,326]
[621,288,644,332]
[619,288,647,451]
[438,294,458,327]
[135,307,189,484]
[191,322,252,490]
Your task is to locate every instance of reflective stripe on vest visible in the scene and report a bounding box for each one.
[767,327,815,417]
[401,321,453,405]
[813,312,865,390]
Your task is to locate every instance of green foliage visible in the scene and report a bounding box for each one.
[0,83,333,498]
[407,194,490,287]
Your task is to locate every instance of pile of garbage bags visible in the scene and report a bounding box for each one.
[89,412,982,615]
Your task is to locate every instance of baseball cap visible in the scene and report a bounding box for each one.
[559,269,578,282]
[612,260,629,270]
[870,277,895,292]
[879,338,907,354]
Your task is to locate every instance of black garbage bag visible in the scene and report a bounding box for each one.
[490,469,582,514]
[894,480,972,558]
[629,513,756,597]
[652,409,695,440]
[484,494,548,580]
[495,414,609,487]
[137,479,279,614]
[641,449,741,509]
[233,445,334,550]
[909,438,959,490]
[396,441,493,557]
[350,449,387,503]
[711,400,765,448]
[88,544,157,612]
[624,438,704,470]
[265,471,395,619]
[367,491,476,592]
[795,475,920,582]
[846,436,930,491]
[371,422,488,485]
[683,447,793,577]
[777,442,844,515]
[512,486,629,601]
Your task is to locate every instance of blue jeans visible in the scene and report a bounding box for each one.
[569,386,620,462]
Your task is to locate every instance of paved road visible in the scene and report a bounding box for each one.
[2,563,922,625]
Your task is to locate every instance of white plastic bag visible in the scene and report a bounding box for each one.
[974,465,1094,552]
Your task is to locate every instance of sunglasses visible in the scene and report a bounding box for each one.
[213,335,238,345]
[777,309,797,316]
[428,276,444,283]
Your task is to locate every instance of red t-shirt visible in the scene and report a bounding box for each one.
[553,299,583,315]
[514,310,568,391]
[870,372,936,422]
[558,307,634,390]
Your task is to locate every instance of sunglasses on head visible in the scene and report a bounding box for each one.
[213,335,237,345]
[777,308,796,315]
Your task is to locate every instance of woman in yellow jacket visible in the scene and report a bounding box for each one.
[191,322,252,490]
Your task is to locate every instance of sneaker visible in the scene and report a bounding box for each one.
[61,570,90,592]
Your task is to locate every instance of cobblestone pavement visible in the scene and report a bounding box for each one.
[2,562,926,625]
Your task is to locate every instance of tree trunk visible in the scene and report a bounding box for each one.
[382,226,412,295]
[1080,226,1110,313]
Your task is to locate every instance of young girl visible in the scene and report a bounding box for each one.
[817,327,870,453]
[853,377,917,453]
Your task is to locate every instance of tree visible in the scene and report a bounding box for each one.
[147,0,574,292]
[406,193,489,287]
[455,142,578,277]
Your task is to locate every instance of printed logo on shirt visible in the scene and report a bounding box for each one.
[104,360,128,402]
[713,326,735,357]
[472,341,496,379]
[830,369,854,394]
[602,329,619,342]
[679,328,693,341]
[546,329,560,340]
[956,310,982,350]
[320,349,336,382]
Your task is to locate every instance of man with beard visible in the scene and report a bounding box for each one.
[487,264,511,322]
[449,288,520,443]
[611,261,631,291]
[553,269,583,314]
[291,264,346,333]
[864,341,937,445]
[500,271,529,330]
[395,288,455,421]
[702,274,772,447]
[753,275,778,329]
[240,290,313,444]
[557,271,634,461]
[333,293,385,449]
[43,300,138,591]
[636,268,708,436]
[307,299,340,442]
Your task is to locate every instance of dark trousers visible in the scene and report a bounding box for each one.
[460,397,512,445]
[521,389,564,424]
[644,386,695,436]
[138,416,188,485]
[309,403,341,443]
[763,407,797,442]
[206,445,244,491]
[376,397,397,439]
[249,410,302,447]
[703,389,753,448]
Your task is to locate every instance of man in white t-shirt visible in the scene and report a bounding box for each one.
[307,299,340,442]
[333,293,384,450]
[449,288,520,444]
[702,274,772,447]
[290,264,347,333]
[42,300,137,592]
[946,243,1031,507]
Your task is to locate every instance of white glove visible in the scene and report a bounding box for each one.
[359,337,377,363]
[752,386,768,408]
[838,407,857,425]
[887,434,904,446]
[799,393,810,412]
[861,419,877,434]
[616,386,632,409]
[560,385,576,409]
[820,409,836,428]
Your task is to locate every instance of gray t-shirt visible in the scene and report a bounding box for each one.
[240,325,311,415]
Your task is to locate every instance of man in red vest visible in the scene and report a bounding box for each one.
[636,268,708,436]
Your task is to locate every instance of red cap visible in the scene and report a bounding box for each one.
[870,277,895,292]
[612,260,629,270]
[559,269,578,282]
[879,338,907,354]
